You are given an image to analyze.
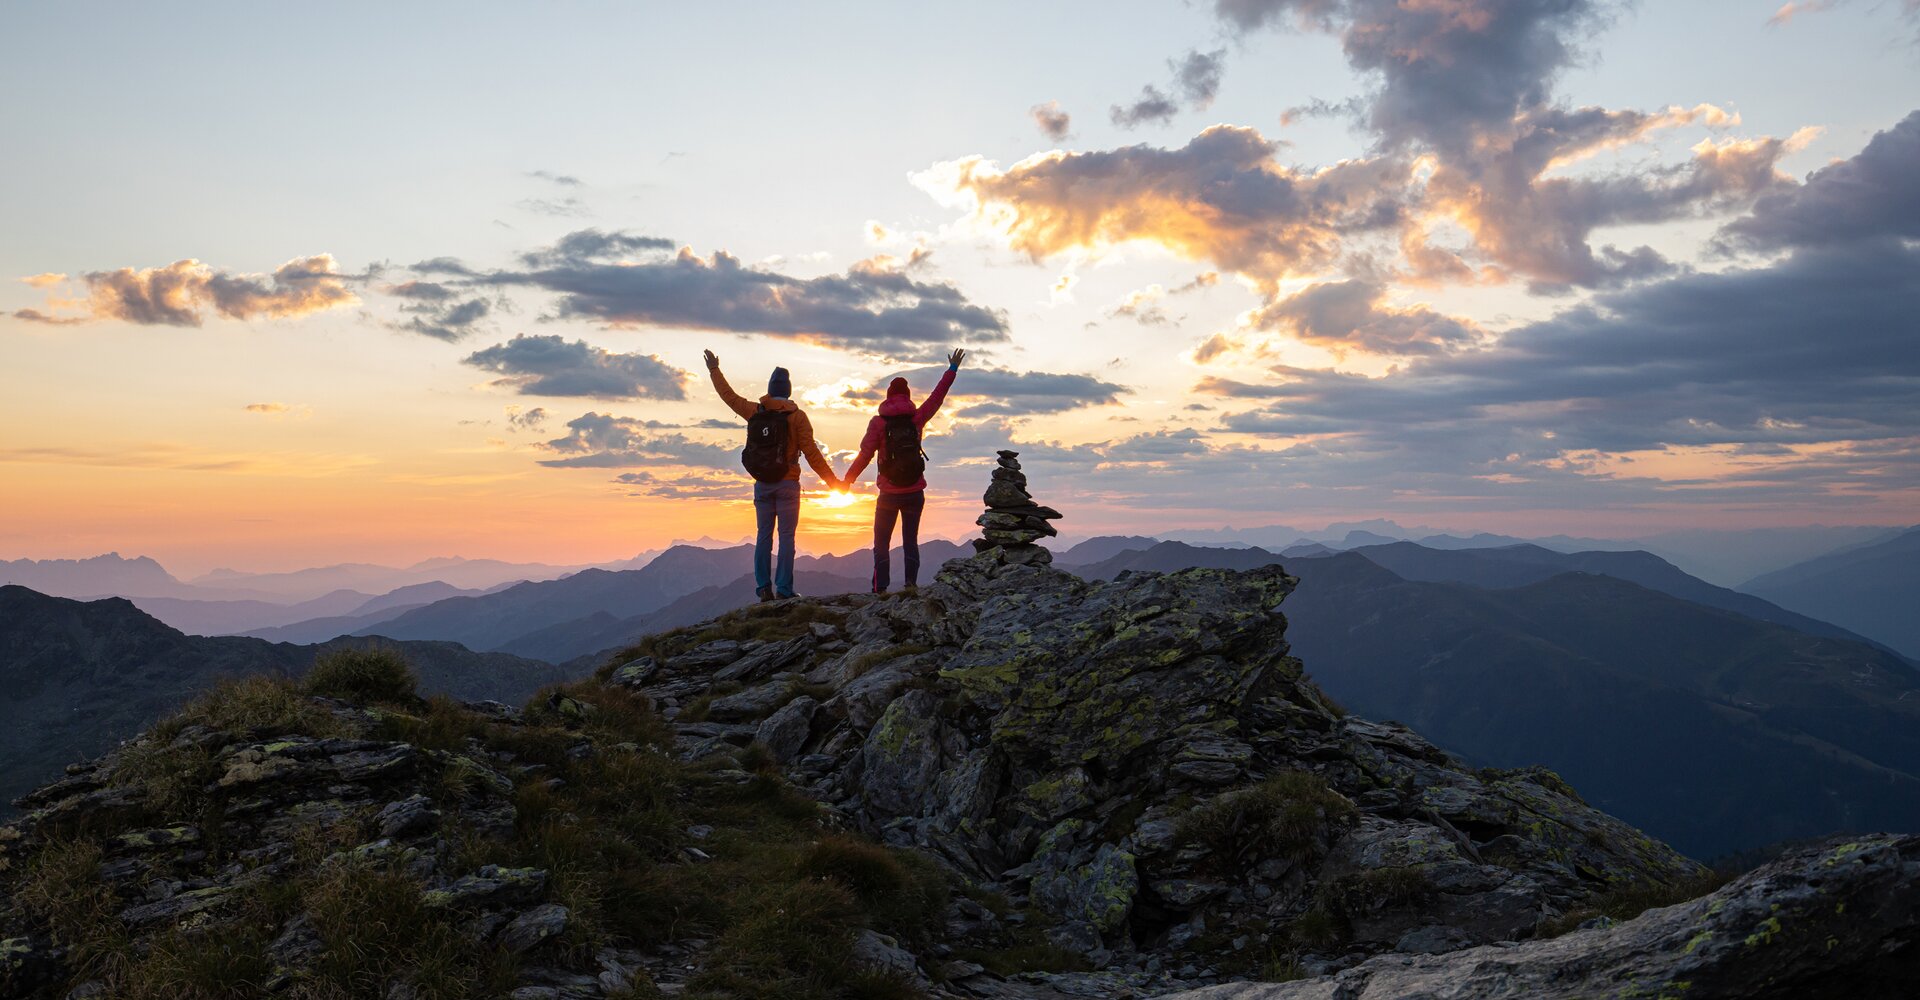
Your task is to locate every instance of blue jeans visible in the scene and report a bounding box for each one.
[873,490,925,592]
[753,479,801,596]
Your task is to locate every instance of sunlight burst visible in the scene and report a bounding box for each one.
[812,489,860,509]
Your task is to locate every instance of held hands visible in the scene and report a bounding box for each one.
[703,349,720,371]
[947,348,966,370]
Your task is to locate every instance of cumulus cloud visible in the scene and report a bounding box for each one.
[1720,110,1920,251]
[23,255,359,327]
[937,0,1814,312]
[463,333,689,400]
[843,365,1131,416]
[536,412,738,469]
[244,402,289,414]
[496,242,1009,357]
[927,126,1408,287]
[1030,101,1073,140]
[1173,49,1227,108]
[1200,236,1920,502]
[517,228,677,268]
[385,279,493,340]
[1112,48,1228,128]
[1249,280,1483,355]
[394,300,489,342]
[393,228,1006,359]
[526,170,582,186]
[1111,86,1181,128]
[1171,108,1920,509]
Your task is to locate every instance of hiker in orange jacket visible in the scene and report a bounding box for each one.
[704,350,840,601]
[843,349,964,592]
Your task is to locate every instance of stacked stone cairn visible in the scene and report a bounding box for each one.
[972,449,1062,566]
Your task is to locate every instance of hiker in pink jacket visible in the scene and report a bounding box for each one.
[843,349,965,592]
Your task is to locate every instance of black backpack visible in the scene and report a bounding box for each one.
[878,413,926,487]
[741,406,791,483]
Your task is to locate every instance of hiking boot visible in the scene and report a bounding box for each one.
[755,586,775,603]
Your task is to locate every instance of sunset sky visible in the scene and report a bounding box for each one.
[4,1,1917,574]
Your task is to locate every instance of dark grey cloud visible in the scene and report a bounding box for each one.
[1213,0,1604,154]
[614,470,747,500]
[1174,48,1227,108]
[526,170,583,187]
[386,280,458,302]
[463,333,689,400]
[397,229,1007,358]
[495,245,1009,357]
[1202,238,1920,502]
[927,417,1103,469]
[394,296,491,342]
[411,257,482,277]
[1113,47,1228,129]
[845,365,1130,417]
[1111,86,1180,128]
[537,412,736,469]
[517,228,677,268]
[1030,101,1073,140]
[1721,109,1920,251]
[1111,48,1229,130]
[1103,427,1211,462]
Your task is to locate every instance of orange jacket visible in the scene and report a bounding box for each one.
[709,367,835,484]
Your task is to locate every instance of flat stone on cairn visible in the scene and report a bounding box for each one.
[972,450,1062,566]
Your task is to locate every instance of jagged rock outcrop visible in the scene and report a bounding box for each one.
[1169,834,1920,999]
[972,451,1062,567]
[5,552,1917,999]
[609,555,1711,991]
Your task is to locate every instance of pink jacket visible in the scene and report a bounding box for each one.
[845,367,956,494]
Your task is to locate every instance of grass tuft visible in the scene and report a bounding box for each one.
[302,646,421,705]
[1539,870,1735,938]
[1176,771,1357,866]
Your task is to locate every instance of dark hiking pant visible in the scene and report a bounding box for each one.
[753,479,800,596]
[872,490,925,592]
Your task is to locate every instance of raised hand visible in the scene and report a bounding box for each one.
[948,348,966,369]
[703,349,720,370]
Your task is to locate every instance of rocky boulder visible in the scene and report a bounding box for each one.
[614,553,1710,987]
[1170,834,1920,999]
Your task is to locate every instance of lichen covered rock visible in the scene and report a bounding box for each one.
[1169,834,1920,999]
[615,553,1718,988]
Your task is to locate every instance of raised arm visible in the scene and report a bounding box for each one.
[703,350,756,420]
[916,349,963,426]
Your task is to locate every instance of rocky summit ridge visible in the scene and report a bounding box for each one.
[2,553,1916,998]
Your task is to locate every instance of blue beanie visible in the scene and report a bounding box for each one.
[768,367,792,399]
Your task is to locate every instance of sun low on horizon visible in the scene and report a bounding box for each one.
[3,0,1917,575]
